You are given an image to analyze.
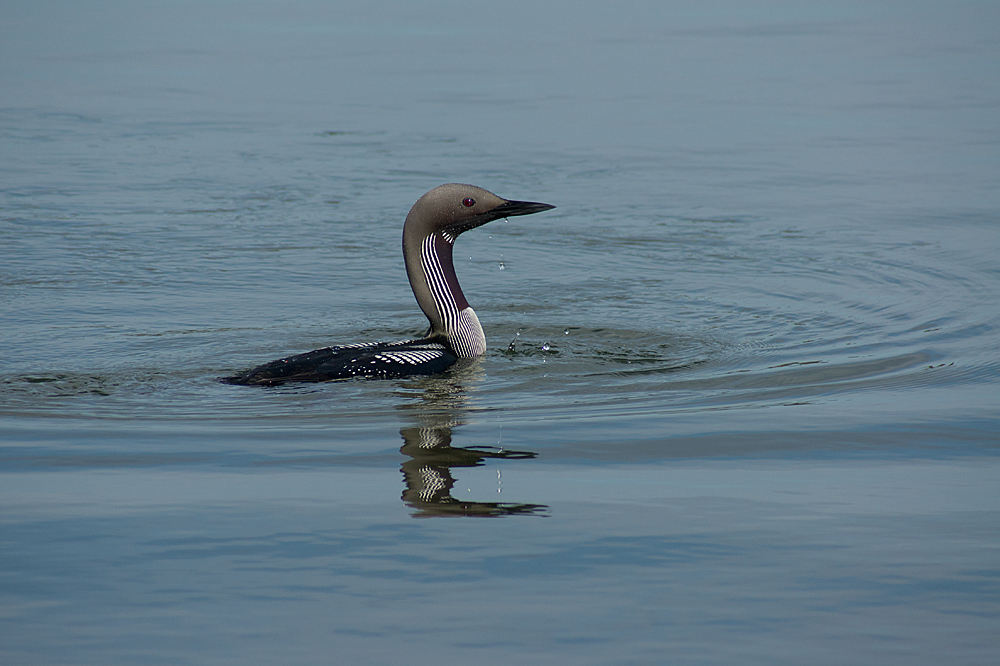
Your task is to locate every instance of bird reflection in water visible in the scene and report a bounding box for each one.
[396,373,547,518]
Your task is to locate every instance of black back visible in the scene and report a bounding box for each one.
[223,338,457,386]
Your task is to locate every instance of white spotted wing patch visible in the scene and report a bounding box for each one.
[375,350,448,366]
[336,339,413,350]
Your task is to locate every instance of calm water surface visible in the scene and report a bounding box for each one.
[2,1,998,664]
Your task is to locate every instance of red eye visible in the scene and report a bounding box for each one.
[462,197,476,207]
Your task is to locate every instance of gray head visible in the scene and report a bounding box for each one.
[403,183,554,243]
[401,184,555,355]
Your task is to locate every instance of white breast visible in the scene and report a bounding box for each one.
[450,307,486,358]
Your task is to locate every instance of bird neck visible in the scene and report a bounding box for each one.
[404,231,486,358]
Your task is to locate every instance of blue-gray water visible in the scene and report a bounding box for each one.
[2,1,998,664]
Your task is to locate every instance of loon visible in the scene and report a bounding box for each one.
[224,183,555,385]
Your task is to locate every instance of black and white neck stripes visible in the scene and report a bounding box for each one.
[419,232,487,358]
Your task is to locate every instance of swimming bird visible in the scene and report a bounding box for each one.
[224,183,555,385]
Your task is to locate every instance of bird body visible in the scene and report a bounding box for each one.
[224,184,554,386]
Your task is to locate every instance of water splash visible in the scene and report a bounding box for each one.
[507,330,521,352]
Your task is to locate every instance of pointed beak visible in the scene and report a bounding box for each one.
[446,197,555,236]
[490,199,556,218]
